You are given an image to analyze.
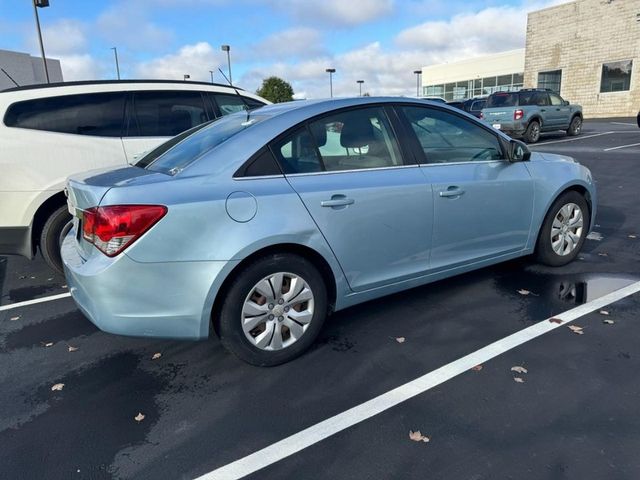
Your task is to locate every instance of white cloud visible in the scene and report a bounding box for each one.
[57,54,103,80]
[96,4,174,51]
[134,42,226,81]
[267,0,394,25]
[250,28,325,61]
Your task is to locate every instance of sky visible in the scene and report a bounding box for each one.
[0,0,569,98]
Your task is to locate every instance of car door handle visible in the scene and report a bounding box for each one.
[540,109,546,112]
[321,196,355,208]
[439,187,465,198]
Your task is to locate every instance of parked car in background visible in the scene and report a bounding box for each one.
[0,80,268,273]
[480,89,582,143]
[424,97,447,103]
[62,97,596,366]
[447,97,487,118]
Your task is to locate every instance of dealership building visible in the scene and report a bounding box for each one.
[0,49,63,91]
[421,0,639,117]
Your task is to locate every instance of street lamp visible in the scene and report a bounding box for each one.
[209,70,214,84]
[326,68,336,98]
[33,0,50,84]
[183,74,190,81]
[413,70,422,97]
[357,80,364,97]
[221,45,232,85]
[111,47,120,80]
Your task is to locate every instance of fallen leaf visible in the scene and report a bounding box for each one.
[597,252,608,257]
[511,366,528,374]
[517,289,532,296]
[471,365,483,371]
[549,317,563,324]
[51,383,64,391]
[395,337,406,344]
[513,377,525,383]
[629,235,637,239]
[44,342,54,347]
[568,325,584,335]
[68,346,79,352]
[134,412,145,422]
[603,319,615,325]
[587,232,603,241]
[599,310,610,316]
[151,352,162,360]
[10,315,20,321]
[62,284,68,289]
[47,277,53,281]
[409,430,430,443]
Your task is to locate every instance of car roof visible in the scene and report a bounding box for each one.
[0,79,244,94]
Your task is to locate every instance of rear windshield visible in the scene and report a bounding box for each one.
[485,93,517,108]
[141,111,266,175]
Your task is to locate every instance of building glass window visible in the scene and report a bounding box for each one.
[537,70,562,93]
[424,72,523,101]
[600,60,633,92]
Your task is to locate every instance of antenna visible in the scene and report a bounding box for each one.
[1,68,20,87]
[218,67,251,122]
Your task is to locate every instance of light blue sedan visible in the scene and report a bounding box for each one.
[62,97,596,365]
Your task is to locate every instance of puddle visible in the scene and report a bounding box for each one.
[2,310,98,352]
[494,269,639,321]
[0,352,163,479]
[8,284,60,303]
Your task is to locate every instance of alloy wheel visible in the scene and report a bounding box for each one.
[241,272,315,351]
[550,202,584,256]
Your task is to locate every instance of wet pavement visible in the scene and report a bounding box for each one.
[0,118,639,480]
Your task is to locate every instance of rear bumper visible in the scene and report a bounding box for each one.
[61,230,234,340]
[484,120,526,137]
[0,226,33,258]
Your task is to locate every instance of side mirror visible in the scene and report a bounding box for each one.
[510,139,531,162]
[562,100,569,106]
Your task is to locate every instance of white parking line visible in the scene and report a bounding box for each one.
[610,122,636,127]
[604,142,640,152]
[197,280,640,480]
[530,131,614,147]
[0,292,72,312]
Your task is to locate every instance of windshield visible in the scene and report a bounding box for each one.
[486,93,518,108]
[142,112,267,175]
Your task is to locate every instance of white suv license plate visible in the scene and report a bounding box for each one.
[492,123,501,130]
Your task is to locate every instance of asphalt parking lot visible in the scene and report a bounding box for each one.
[1,118,639,480]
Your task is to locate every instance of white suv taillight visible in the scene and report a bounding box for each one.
[82,205,167,257]
[514,109,524,121]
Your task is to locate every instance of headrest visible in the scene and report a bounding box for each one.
[340,116,374,148]
[308,122,327,147]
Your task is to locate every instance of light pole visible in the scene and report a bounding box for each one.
[33,0,50,84]
[209,70,214,84]
[357,80,364,97]
[111,47,120,80]
[183,74,190,81]
[326,68,336,98]
[413,70,422,97]
[221,45,232,85]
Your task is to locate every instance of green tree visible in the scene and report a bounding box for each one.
[256,76,294,103]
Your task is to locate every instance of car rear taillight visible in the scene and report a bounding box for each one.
[82,205,167,257]
[514,109,524,121]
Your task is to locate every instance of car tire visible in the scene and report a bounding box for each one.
[40,205,71,275]
[524,120,541,143]
[216,253,328,366]
[566,116,582,136]
[535,191,590,267]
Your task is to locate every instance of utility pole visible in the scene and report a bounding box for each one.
[221,45,232,85]
[357,80,364,96]
[111,47,120,80]
[413,70,422,97]
[33,0,50,83]
[326,68,336,98]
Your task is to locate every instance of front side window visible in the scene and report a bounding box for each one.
[549,93,563,106]
[399,106,505,164]
[4,92,125,136]
[130,91,208,137]
[601,60,633,92]
[272,107,403,174]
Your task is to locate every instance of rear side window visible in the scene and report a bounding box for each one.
[470,100,486,111]
[129,91,208,137]
[485,93,517,108]
[4,92,125,136]
[212,93,265,116]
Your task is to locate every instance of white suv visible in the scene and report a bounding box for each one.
[0,80,268,273]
